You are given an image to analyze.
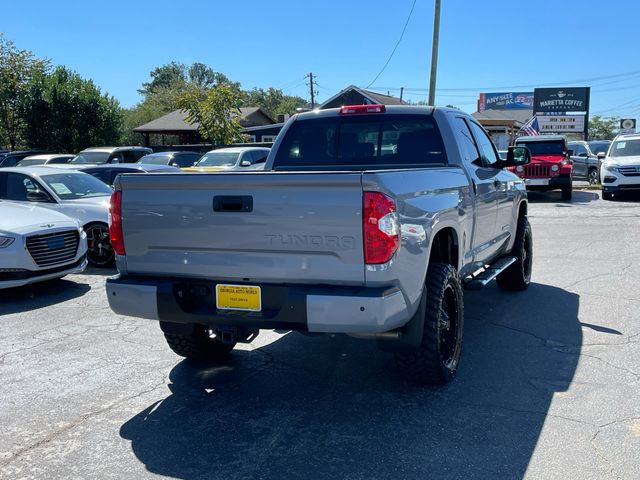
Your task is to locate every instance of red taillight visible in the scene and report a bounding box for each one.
[109,190,125,255]
[339,104,386,115]
[363,192,399,264]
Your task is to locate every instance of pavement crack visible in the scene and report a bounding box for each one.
[580,352,640,381]
[447,399,599,428]
[0,376,167,468]
[590,428,625,480]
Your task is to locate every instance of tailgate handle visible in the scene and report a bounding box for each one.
[213,195,253,212]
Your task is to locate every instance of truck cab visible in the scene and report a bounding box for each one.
[512,135,573,200]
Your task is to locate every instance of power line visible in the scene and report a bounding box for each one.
[281,80,308,96]
[365,0,417,89]
[275,75,308,91]
[592,97,640,115]
[372,69,640,93]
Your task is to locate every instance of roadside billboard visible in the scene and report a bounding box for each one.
[533,87,590,137]
[537,115,585,133]
[478,92,533,112]
[533,87,590,114]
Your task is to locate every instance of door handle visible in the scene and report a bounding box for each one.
[213,195,253,212]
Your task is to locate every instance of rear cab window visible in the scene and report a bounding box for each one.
[273,114,447,170]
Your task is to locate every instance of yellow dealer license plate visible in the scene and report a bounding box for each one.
[215,284,262,312]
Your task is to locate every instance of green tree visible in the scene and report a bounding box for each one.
[276,95,308,117]
[121,87,184,145]
[125,62,241,143]
[177,84,243,145]
[241,87,306,118]
[22,66,122,152]
[588,115,619,140]
[188,62,233,90]
[139,61,238,98]
[138,61,187,96]
[0,34,49,149]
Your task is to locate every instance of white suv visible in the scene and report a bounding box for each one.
[600,133,640,200]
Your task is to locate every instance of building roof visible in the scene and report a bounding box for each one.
[319,85,407,109]
[472,109,533,126]
[134,107,275,133]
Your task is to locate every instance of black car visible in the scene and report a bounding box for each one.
[137,151,202,168]
[0,151,48,168]
[65,164,179,187]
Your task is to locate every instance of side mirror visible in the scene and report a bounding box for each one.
[240,160,252,167]
[504,146,531,168]
[26,190,52,202]
[597,152,606,159]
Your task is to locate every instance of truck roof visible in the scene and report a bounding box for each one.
[295,105,437,121]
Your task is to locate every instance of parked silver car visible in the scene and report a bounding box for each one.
[70,146,153,165]
[183,147,270,172]
[0,167,113,266]
[0,201,87,289]
[16,154,74,167]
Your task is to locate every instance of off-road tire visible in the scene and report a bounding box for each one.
[497,216,532,291]
[602,191,613,201]
[164,324,236,361]
[561,184,572,201]
[395,263,464,385]
[588,168,599,185]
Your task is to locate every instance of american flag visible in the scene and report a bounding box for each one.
[519,116,540,136]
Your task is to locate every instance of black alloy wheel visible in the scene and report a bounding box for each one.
[85,223,114,267]
[438,282,461,369]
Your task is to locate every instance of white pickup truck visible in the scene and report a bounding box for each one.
[106,105,532,384]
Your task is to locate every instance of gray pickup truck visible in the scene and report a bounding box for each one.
[106,105,532,385]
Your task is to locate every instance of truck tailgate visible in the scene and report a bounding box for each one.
[118,172,365,284]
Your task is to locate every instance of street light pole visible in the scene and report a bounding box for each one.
[428,0,441,106]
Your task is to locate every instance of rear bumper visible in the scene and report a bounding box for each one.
[106,275,411,334]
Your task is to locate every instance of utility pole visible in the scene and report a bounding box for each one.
[428,0,441,106]
[400,87,404,102]
[308,72,316,109]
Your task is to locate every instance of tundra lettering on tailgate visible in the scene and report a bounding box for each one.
[264,234,356,250]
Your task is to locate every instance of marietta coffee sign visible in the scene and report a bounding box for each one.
[533,87,590,113]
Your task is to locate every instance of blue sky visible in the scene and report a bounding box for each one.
[3,0,639,117]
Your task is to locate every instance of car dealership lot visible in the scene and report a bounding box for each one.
[1,189,639,480]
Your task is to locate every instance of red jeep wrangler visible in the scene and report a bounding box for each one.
[511,135,573,201]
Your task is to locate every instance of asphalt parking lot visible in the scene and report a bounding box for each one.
[1,187,639,480]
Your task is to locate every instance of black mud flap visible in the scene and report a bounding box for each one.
[376,285,426,353]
